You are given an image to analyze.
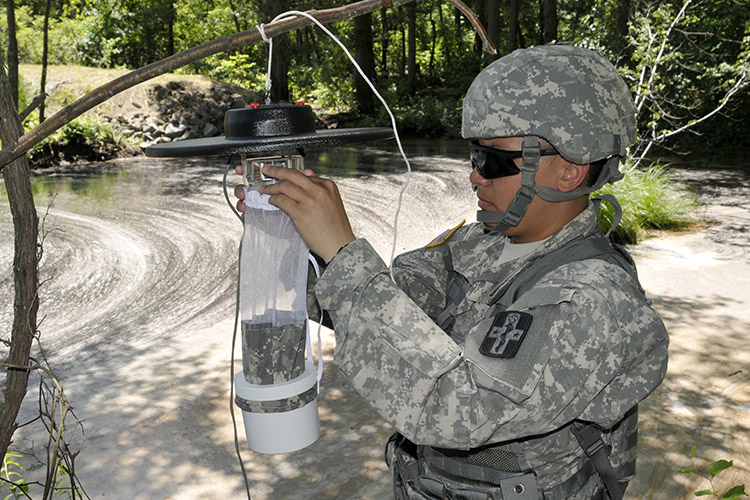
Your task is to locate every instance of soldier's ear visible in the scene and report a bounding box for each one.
[557,161,590,193]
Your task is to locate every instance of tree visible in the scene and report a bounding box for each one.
[0,48,39,476]
[261,0,291,102]
[542,0,557,44]
[624,0,750,162]
[5,0,19,109]
[484,0,499,64]
[39,0,53,122]
[406,1,417,92]
[509,0,520,52]
[353,12,376,113]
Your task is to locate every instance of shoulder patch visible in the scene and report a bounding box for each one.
[426,220,466,248]
[479,311,533,358]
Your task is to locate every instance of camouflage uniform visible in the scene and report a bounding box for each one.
[314,202,669,499]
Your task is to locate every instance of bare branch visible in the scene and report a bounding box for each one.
[18,93,48,123]
[654,73,747,142]
[634,0,692,114]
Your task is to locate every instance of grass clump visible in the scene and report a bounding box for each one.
[594,162,700,244]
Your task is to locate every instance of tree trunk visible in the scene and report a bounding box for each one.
[406,1,417,93]
[400,9,406,78]
[5,0,19,109]
[484,0,499,64]
[264,0,290,102]
[617,0,630,38]
[542,0,557,44]
[167,1,176,56]
[428,7,436,77]
[353,13,376,114]
[380,7,389,74]
[227,0,243,32]
[40,0,53,122]
[309,27,322,64]
[509,0,519,52]
[0,51,40,470]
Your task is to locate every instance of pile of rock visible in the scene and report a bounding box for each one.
[110,81,263,149]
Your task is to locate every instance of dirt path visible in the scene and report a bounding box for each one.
[625,166,750,499]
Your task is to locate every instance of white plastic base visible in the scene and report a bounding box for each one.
[235,360,320,455]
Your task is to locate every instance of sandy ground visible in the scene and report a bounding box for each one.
[2,159,748,499]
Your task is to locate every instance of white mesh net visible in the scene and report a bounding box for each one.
[240,189,309,327]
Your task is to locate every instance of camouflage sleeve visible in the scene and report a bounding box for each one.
[390,222,486,319]
[316,241,668,449]
[390,245,450,320]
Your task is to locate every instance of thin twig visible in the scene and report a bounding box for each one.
[18,93,48,123]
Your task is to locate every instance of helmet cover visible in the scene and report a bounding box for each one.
[462,44,636,167]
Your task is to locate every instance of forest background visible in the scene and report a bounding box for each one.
[1,0,749,156]
[0,0,749,497]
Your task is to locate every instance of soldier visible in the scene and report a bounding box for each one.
[236,44,669,499]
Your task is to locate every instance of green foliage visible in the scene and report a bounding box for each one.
[677,444,747,500]
[392,94,463,137]
[594,162,699,244]
[30,116,126,165]
[622,0,750,157]
[202,52,267,93]
[1,452,29,499]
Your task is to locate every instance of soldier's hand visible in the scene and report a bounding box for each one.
[234,165,355,263]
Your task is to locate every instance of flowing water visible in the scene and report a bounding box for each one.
[0,143,747,499]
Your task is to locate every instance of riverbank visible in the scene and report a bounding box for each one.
[19,64,265,166]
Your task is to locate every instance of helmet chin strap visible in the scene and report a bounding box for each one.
[534,156,623,202]
[477,136,541,233]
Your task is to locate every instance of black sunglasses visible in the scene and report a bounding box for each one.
[470,140,559,179]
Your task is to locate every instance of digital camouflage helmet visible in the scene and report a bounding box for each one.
[462,44,637,229]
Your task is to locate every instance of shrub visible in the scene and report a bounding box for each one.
[29,116,126,166]
[594,161,699,244]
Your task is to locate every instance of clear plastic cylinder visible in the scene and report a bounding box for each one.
[239,154,309,386]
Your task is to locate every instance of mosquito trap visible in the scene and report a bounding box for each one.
[146,102,392,454]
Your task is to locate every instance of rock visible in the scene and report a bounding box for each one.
[143,120,159,134]
[180,129,200,140]
[164,123,187,138]
[202,123,219,137]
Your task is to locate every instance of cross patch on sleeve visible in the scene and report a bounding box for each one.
[479,311,533,358]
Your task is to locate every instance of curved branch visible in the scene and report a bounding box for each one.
[0,0,494,170]
[653,74,747,142]
[444,0,496,55]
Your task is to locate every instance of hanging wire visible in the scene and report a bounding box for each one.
[268,10,413,274]
[223,11,415,499]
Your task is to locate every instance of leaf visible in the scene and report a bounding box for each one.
[722,485,746,500]
[708,460,734,477]
[696,490,717,496]
[678,466,696,473]
[690,444,698,456]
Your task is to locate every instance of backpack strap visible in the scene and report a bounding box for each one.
[570,423,623,500]
[435,249,471,333]
[490,234,641,310]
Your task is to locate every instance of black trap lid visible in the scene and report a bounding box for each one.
[144,102,393,157]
